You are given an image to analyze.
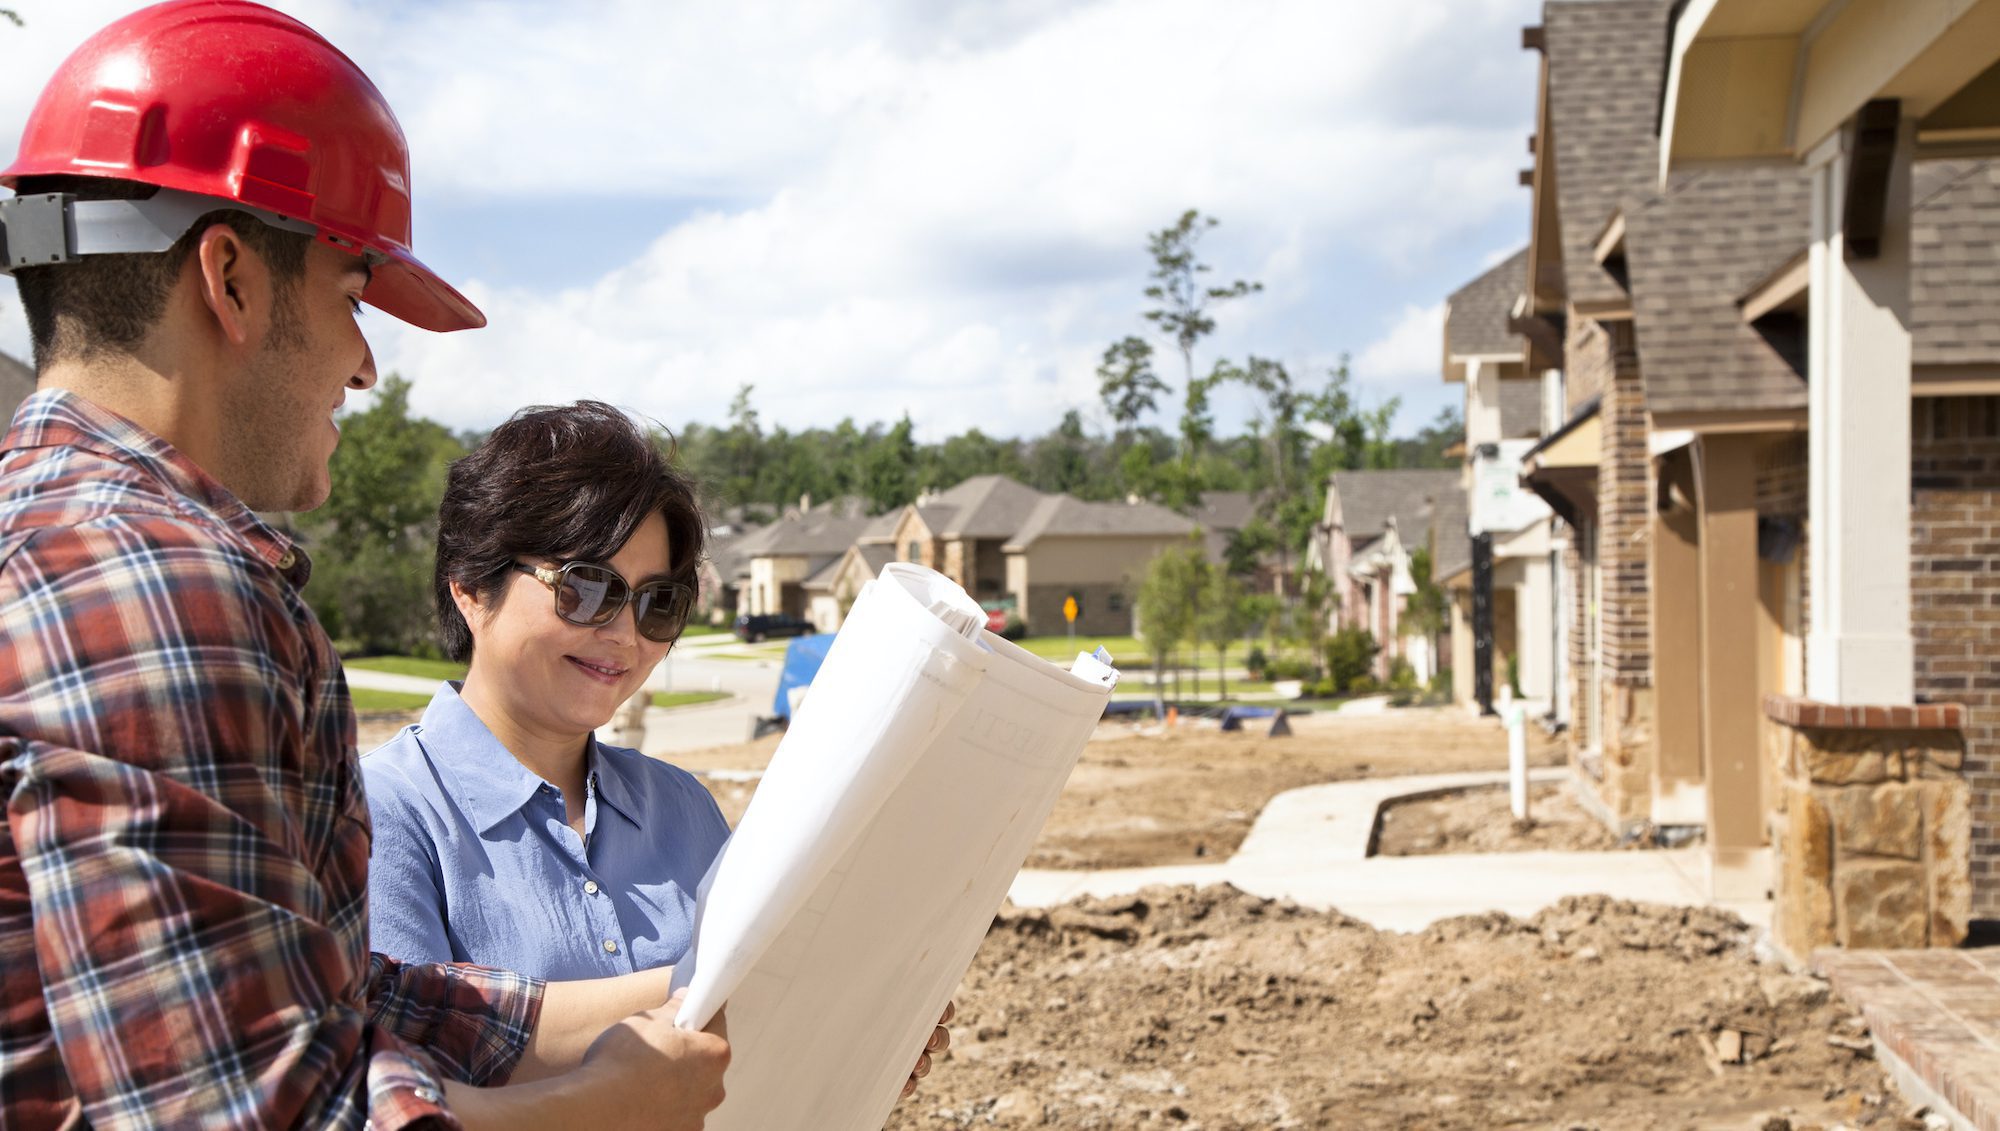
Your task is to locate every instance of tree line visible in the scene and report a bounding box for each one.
[300,210,1459,659]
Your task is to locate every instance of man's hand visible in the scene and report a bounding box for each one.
[577,991,731,1128]
[900,1000,955,1100]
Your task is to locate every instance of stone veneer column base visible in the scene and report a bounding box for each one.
[1763,695,1970,958]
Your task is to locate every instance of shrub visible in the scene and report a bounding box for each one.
[1429,667,1454,699]
[1387,656,1417,691]
[1245,645,1269,680]
[1324,627,1379,693]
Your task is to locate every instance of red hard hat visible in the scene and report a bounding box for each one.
[1,0,483,332]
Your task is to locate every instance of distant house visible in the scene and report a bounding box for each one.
[729,497,880,624]
[1188,489,1295,595]
[884,474,1049,603]
[1001,495,1197,636]
[802,541,896,633]
[1308,469,1461,682]
[0,351,31,426]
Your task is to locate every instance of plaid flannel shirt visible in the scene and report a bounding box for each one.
[0,390,544,1129]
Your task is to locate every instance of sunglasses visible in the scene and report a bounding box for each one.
[514,560,696,644]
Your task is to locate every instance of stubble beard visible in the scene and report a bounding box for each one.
[223,290,332,515]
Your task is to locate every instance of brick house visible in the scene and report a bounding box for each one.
[1307,469,1460,683]
[1515,0,2000,951]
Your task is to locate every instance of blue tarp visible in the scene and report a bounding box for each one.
[1218,705,1277,731]
[771,632,836,718]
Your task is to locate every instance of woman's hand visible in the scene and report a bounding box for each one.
[900,1000,955,1100]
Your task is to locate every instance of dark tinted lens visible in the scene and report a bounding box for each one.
[633,581,693,642]
[556,564,625,626]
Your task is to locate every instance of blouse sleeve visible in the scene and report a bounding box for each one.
[363,748,456,967]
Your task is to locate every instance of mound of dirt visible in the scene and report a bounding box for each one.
[889,886,1919,1131]
[1375,782,1621,856]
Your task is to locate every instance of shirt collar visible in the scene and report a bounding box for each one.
[3,388,309,586]
[419,682,557,835]
[418,682,646,835]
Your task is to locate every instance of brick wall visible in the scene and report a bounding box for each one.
[1910,395,2000,917]
[1561,315,1655,823]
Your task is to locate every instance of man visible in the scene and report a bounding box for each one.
[0,4,730,1127]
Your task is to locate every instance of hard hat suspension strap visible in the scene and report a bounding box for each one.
[0,187,320,275]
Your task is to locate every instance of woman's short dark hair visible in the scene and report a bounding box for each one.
[433,400,706,662]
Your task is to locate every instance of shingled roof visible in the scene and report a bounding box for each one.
[1329,469,1460,553]
[1444,247,1528,373]
[0,350,31,425]
[1498,377,1546,440]
[1431,482,1473,585]
[924,475,1048,539]
[1542,0,1671,310]
[1913,160,2000,368]
[1625,164,1813,416]
[1003,495,1196,551]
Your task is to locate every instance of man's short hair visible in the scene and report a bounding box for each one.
[10,175,314,372]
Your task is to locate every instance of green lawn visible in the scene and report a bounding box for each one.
[1012,634,1148,664]
[651,690,731,709]
[680,624,727,637]
[348,655,469,682]
[350,688,434,712]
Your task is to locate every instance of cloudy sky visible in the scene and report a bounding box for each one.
[0,0,1541,441]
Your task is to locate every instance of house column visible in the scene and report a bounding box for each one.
[1516,555,1553,702]
[1651,451,1704,826]
[1699,434,1766,899]
[1805,102,1915,706]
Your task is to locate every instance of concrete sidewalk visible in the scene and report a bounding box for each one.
[1009,769,1771,934]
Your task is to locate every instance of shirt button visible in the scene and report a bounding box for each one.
[413,1085,440,1104]
[275,549,298,570]
[603,939,619,954]
[584,880,600,895]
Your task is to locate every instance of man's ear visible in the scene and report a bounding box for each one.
[192,224,264,348]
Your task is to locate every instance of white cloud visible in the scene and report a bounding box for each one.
[0,0,1540,439]
[1352,302,1446,388]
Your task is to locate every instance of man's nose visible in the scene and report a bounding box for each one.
[348,338,378,391]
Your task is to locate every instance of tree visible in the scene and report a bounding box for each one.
[1404,544,1450,687]
[860,413,918,514]
[301,374,464,656]
[1096,336,1166,441]
[1196,568,1256,697]
[1141,210,1260,510]
[1136,540,1206,709]
[1291,565,1336,680]
[0,10,21,27]
[1029,409,1095,497]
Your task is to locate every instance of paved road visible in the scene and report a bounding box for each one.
[343,633,783,757]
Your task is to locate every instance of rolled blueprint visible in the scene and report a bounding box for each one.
[671,563,1117,1131]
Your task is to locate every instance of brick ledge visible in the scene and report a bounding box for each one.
[1762,694,1964,732]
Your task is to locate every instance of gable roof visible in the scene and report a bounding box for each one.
[1444,247,1529,369]
[1329,469,1460,550]
[924,475,1048,539]
[1625,163,1814,416]
[0,350,31,425]
[1003,495,1196,551]
[1543,0,1672,310]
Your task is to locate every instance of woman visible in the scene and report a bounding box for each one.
[362,401,948,1090]
[362,400,726,979]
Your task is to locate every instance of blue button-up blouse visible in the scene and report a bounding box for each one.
[361,682,730,980]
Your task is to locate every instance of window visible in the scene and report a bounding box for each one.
[1107,592,1124,612]
[906,541,920,563]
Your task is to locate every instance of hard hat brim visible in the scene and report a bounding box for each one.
[364,245,487,332]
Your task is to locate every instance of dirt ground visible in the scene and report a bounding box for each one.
[888,887,1923,1131]
[1376,781,1622,856]
[666,707,1564,866]
[356,704,1933,1127]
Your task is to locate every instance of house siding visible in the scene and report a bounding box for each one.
[1910,395,2000,916]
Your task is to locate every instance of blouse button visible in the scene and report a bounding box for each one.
[603,939,619,954]
[584,880,600,895]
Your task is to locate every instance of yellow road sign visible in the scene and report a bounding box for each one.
[1062,596,1078,623]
